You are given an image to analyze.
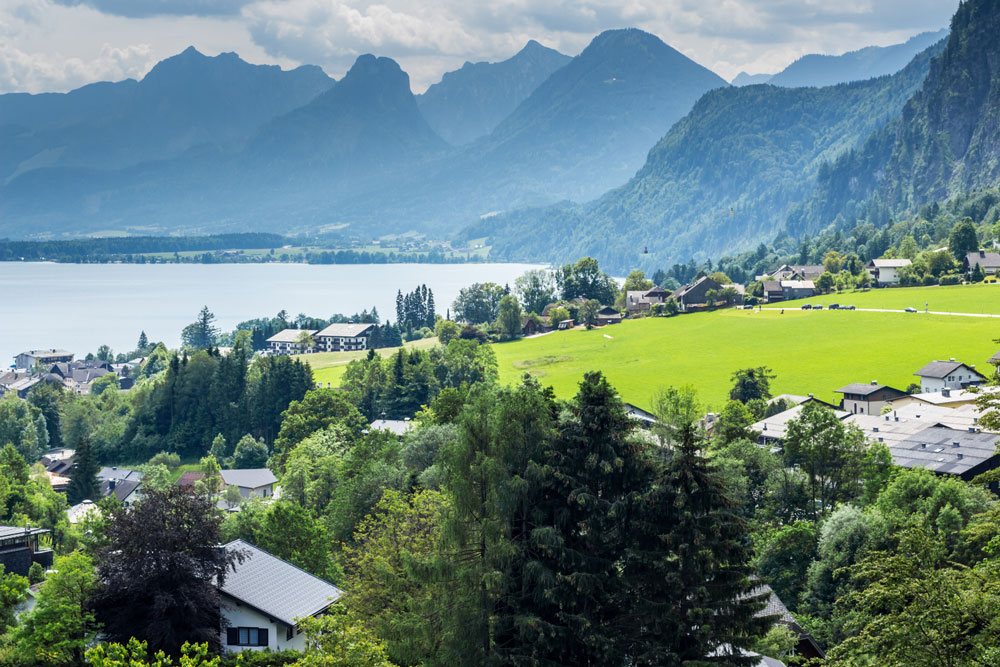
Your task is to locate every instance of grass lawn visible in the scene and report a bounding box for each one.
[493,308,999,411]
[298,337,440,386]
[778,282,1000,314]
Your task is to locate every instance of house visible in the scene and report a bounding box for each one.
[266,329,318,355]
[370,419,415,436]
[66,500,101,524]
[520,317,548,337]
[221,469,277,499]
[779,280,815,301]
[99,474,142,506]
[866,258,912,286]
[835,382,908,415]
[751,400,848,446]
[672,276,730,311]
[757,264,825,282]
[219,540,342,653]
[966,250,1000,275]
[14,349,73,371]
[859,421,999,481]
[754,583,825,660]
[176,471,205,488]
[624,286,671,313]
[889,385,999,410]
[314,323,375,352]
[557,319,575,330]
[914,359,986,393]
[762,281,784,303]
[596,306,622,324]
[0,526,53,577]
[624,403,657,429]
[41,448,75,476]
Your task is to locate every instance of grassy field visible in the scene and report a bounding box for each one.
[493,308,999,411]
[776,282,1000,314]
[299,337,440,386]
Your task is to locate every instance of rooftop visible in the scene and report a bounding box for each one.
[0,526,49,541]
[220,540,342,626]
[836,382,905,397]
[220,468,277,489]
[315,323,376,338]
[266,329,318,344]
[869,258,912,268]
[369,419,414,436]
[751,402,848,442]
[914,360,982,379]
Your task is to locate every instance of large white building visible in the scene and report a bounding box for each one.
[914,360,986,393]
[315,323,375,352]
[219,540,342,653]
[866,258,911,286]
[265,329,318,355]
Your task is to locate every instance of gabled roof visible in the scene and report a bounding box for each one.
[220,469,277,489]
[914,360,983,379]
[836,383,906,397]
[889,425,999,477]
[315,323,375,338]
[220,540,342,626]
[370,419,414,436]
[101,478,141,502]
[266,328,318,344]
[0,526,48,540]
[966,250,1000,266]
[779,280,815,289]
[868,258,912,268]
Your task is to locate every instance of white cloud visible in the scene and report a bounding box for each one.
[0,43,154,93]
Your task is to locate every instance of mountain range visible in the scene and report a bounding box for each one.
[2,10,995,275]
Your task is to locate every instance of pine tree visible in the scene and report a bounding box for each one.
[137,331,149,352]
[622,418,772,665]
[68,436,99,504]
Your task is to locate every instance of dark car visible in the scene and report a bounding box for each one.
[844,305,856,310]
[829,304,840,310]
[801,304,812,310]
[905,307,918,313]
[813,305,823,310]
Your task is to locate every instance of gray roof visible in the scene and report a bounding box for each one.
[266,329,317,344]
[220,468,277,489]
[914,360,983,379]
[779,280,815,289]
[315,323,375,338]
[101,478,141,502]
[369,419,414,436]
[888,424,998,478]
[98,467,142,482]
[836,383,904,397]
[0,526,48,540]
[21,349,72,359]
[220,540,342,625]
[869,258,912,268]
[967,250,1000,267]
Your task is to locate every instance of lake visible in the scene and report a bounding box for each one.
[0,262,543,365]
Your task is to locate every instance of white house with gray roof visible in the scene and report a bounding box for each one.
[221,469,277,499]
[219,540,342,653]
[914,360,986,393]
[266,329,318,355]
[315,323,375,352]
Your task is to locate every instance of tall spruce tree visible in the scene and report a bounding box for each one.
[622,409,773,665]
[67,436,99,504]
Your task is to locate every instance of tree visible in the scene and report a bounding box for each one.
[137,331,150,352]
[27,382,64,450]
[231,434,269,469]
[296,330,316,351]
[495,294,523,341]
[343,489,450,665]
[96,344,114,362]
[90,487,238,655]
[85,639,222,667]
[67,436,99,504]
[514,269,557,315]
[0,565,28,632]
[294,606,395,667]
[622,270,654,293]
[714,400,755,445]
[434,319,461,345]
[547,305,570,328]
[557,257,617,304]
[816,271,836,293]
[247,501,337,581]
[13,551,98,666]
[181,306,219,350]
[452,283,505,325]
[708,271,732,285]
[971,262,986,282]
[949,218,979,263]
[578,299,601,328]
[623,392,772,665]
[755,521,818,610]
[729,367,775,403]
[272,389,368,470]
[0,395,47,462]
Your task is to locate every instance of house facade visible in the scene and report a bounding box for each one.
[866,258,911,286]
[266,329,318,355]
[596,306,623,324]
[673,276,726,311]
[914,360,986,393]
[0,527,53,577]
[315,324,375,352]
[14,349,73,371]
[625,286,670,313]
[219,540,342,654]
[780,280,815,301]
[835,382,908,415]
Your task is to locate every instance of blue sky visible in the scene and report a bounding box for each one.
[0,0,959,93]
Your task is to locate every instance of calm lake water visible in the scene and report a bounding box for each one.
[0,262,542,365]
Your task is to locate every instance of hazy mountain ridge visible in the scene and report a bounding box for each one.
[416,41,571,146]
[472,38,946,272]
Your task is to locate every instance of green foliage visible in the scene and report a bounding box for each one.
[181,306,220,351]
[0,565,29,632]
[294,607,396,667]
[273,389,368,470]
[0,395,47,462]
[11,551,98,666]
[949,218,980,261]
[494,294,523,341]
[556,257,617,304]
[67,436,99,505]
[231,435,269,469]
[730,367,775,403]
[432,319,460,345]
[148,451,182,469]
[451,283,506,325]
[86,638,221,667]
[513,269,557,315]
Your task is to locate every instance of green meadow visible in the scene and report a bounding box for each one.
[298,336,440,387]
[493,308,999,411]
[779,282,1000,314]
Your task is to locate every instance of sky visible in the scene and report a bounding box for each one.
[0,0,960,94]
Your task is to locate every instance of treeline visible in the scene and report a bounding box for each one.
[0,233,288,262]
[228,309,399,352]
[304,249,478,265]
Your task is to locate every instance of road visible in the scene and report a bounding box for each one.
[762,307,1000,319]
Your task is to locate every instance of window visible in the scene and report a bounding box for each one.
[227,627,269,647]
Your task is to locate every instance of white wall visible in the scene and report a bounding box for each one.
[220,596,306,654]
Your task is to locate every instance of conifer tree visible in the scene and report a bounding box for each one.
[68,436,99,504]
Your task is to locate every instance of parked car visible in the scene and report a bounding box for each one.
[844,305,856,310]
[905,307,918,313]
[801,304,812,310]
[742,304,754,310]
[829,304,840,310]
[813,305,823,310]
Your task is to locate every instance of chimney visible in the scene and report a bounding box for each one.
[871,380,878,385]
[953,441,960,448]
[957,453,964,460]
[942,388,951,397]
[109,479,116,491]
[980,250,986,258]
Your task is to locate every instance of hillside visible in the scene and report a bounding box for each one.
[731,72,773,86]
[797,0,1000,232]
[416,41,570,146]
[768,29,948,88]
[474,38,944,272]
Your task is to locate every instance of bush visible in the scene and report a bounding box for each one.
[938,274,962,286]
[147,451,181,469]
